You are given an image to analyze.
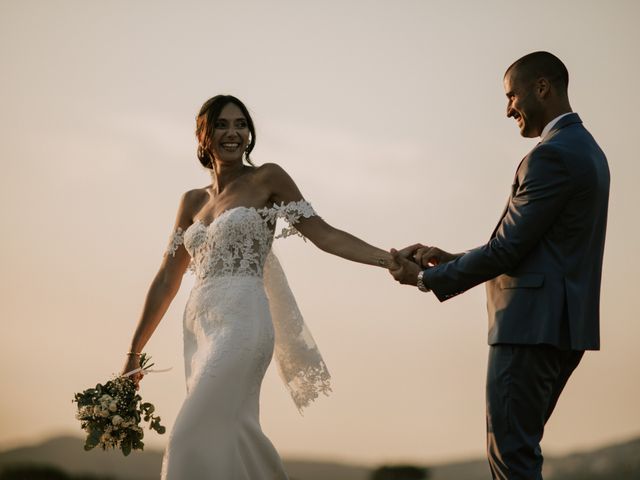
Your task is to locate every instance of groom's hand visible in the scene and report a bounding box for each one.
[388,248,423,286]
[394,243,424,263]
[413,246,460,267]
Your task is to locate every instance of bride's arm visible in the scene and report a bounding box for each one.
[263,163,395,268]
[121,190,200,381]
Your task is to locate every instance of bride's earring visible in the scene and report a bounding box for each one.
[199,145,214,169]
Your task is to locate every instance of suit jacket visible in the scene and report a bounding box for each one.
[424,113,609,350]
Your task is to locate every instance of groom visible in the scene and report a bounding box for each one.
[389,51,609,479]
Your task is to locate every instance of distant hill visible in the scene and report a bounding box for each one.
[0,436,160,480]
[427,436,640,480]
[0,434,639,480]
[542,436,640,480]
[0,437,371,480]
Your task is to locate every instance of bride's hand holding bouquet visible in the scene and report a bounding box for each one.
[122,352,145,389]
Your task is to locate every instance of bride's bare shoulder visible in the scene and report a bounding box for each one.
[183,186,210,202]
[254,163,303,201]
[254,163,292,183]
[177,187,210,221]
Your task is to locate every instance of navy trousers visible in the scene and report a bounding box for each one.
[486,344,584,479]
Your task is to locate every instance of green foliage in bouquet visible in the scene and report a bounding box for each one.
[72,354,166,456]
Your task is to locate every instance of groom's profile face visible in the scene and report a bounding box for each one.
[504,69,545,138]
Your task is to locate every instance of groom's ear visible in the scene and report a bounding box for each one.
[535,77,552,99]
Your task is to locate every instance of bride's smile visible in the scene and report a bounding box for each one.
[209,103,250,164]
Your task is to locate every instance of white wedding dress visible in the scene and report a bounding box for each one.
[160,201,331,479]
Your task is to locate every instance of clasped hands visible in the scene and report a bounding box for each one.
[387,244,457,286]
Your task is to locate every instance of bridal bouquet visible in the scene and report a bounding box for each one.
[72,353,166,456]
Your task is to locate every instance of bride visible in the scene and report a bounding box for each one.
[122,95,395,479]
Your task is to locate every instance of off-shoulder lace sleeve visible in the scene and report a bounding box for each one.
[259,200,317,239]
[165,227,185,257]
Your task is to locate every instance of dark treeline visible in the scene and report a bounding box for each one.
[0,464,115,480]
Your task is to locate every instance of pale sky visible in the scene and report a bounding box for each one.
[1,0,639,466]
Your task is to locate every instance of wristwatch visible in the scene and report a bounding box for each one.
[417,269,430,292]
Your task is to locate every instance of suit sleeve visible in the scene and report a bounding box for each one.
[425,144,572,301]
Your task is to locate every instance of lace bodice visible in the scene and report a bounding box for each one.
[166,200,316,279]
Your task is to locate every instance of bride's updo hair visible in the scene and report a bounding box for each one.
[196,95,256,170]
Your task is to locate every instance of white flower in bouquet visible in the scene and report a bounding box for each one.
[112,415,124,427]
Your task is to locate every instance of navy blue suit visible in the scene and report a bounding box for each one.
[424,113,609,479]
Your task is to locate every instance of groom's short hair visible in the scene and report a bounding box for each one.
[506,51,569,92]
